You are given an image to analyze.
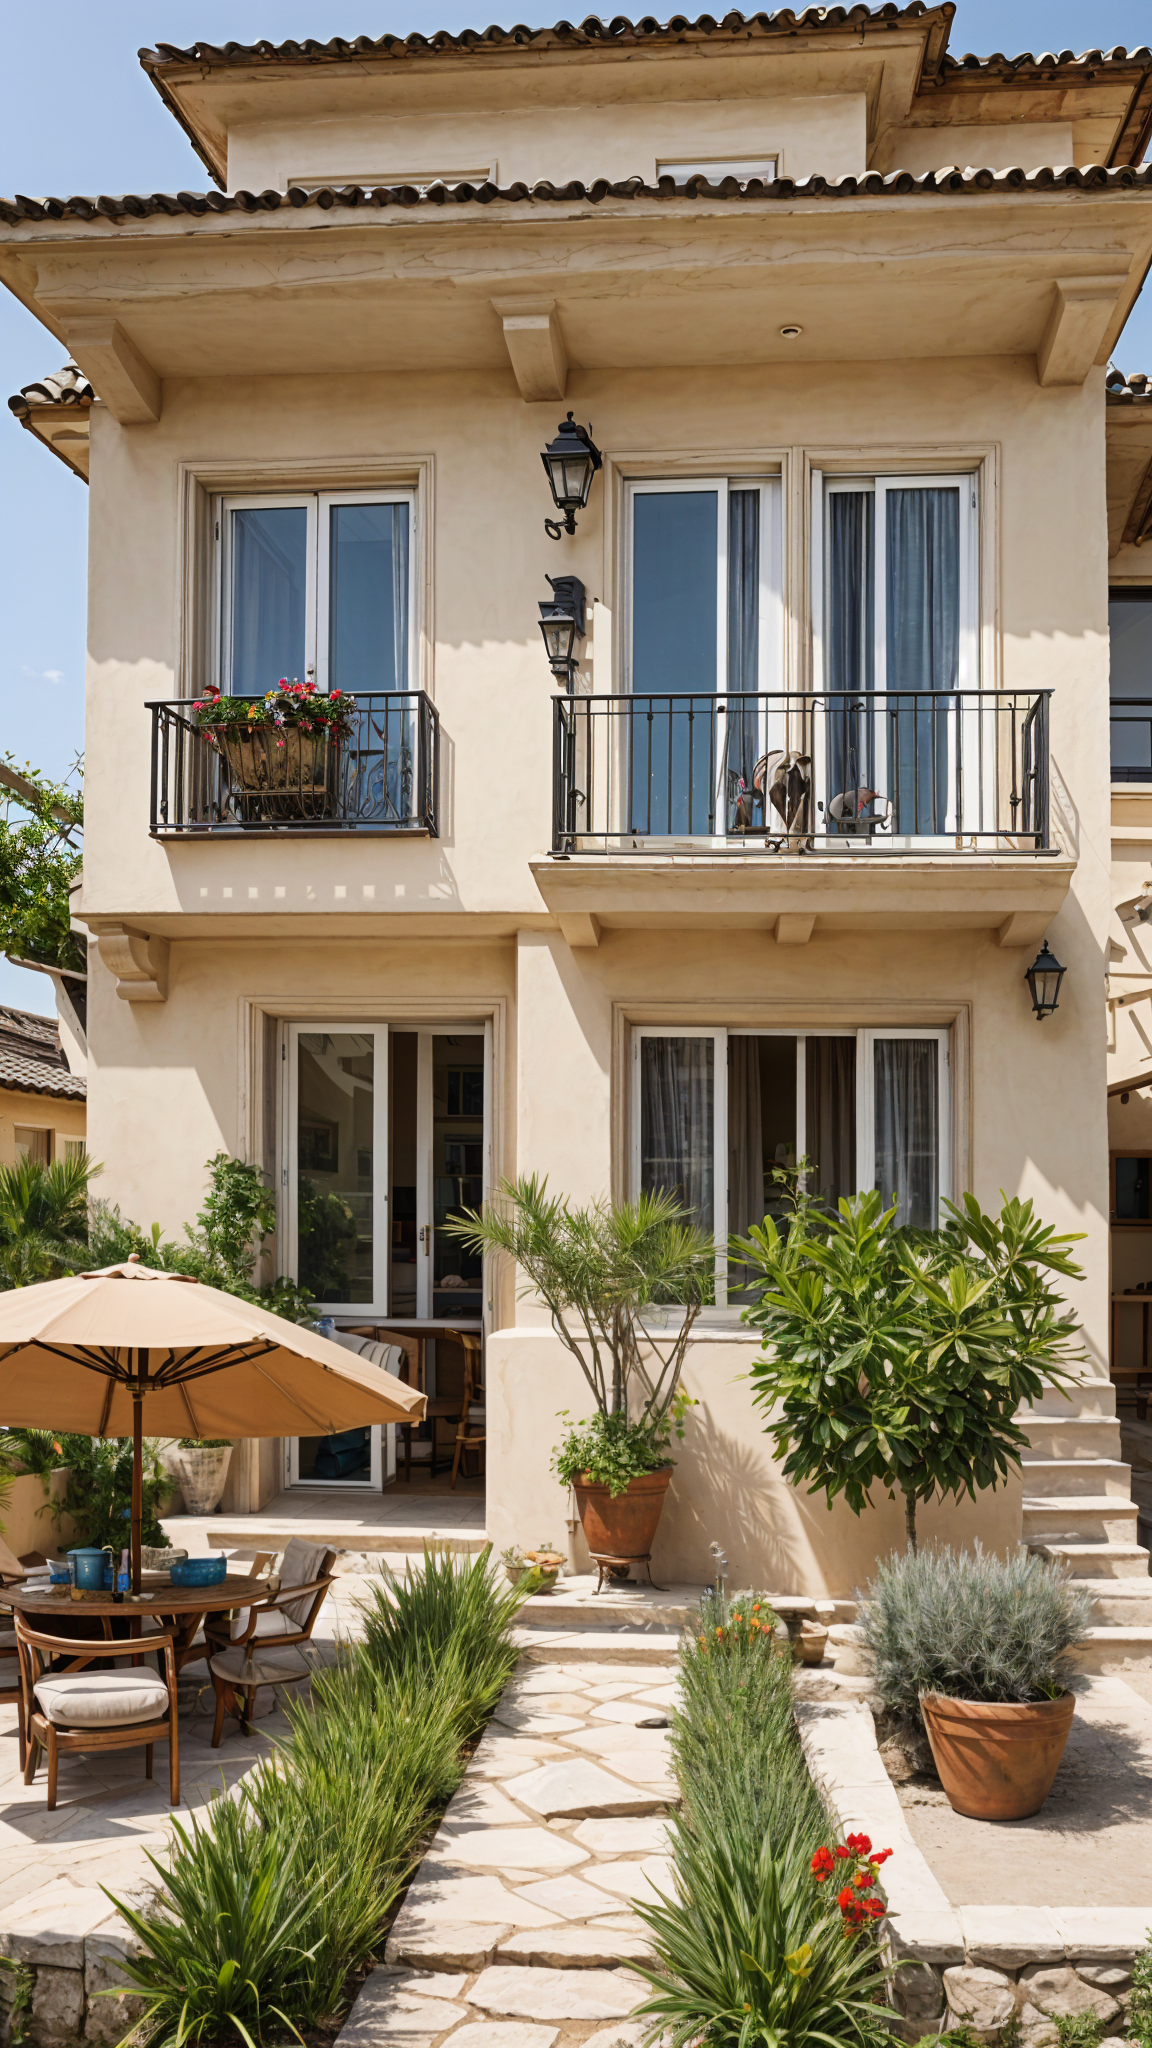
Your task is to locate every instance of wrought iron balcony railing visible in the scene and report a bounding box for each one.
[1111,697,1152,784]
[148,692,439,837]
[551,689,1051,856]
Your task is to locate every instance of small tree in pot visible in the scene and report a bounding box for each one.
[446,1175,714,1571]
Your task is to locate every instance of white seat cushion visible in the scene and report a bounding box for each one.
[210,1643,312,1687]
[34,1670,169,1729]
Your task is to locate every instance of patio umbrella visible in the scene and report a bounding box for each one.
[0,1259,427,1591]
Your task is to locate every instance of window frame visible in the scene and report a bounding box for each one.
[284,1020,390,1315]
[216,486,417,698]
[630,1023,952,1309]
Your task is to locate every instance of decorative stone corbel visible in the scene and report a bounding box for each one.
[97,924,170,1002]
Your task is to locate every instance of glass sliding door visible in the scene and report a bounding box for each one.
[287,1024,388,1311]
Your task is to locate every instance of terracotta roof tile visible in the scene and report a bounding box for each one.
[1107,366,1152,403]
[7,363,93,419]
[4,160,1152,228]
[0,1048,86,1100]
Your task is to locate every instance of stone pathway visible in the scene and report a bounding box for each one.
[338,1633,683,2048]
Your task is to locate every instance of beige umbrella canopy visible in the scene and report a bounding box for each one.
[0,1260,426,1589]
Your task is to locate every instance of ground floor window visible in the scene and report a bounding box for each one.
[633,1025,949,1302]
[14,1126,52,1164]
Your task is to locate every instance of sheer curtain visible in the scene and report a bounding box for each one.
[231,507,308,695]
[640,1037,715,1232]
[874,1038,939,1227]
[727,1037,763,1292]
[726,490,760,825]
[885,488,959,833]
[805,1037,856,1213]
[826,492,875,814]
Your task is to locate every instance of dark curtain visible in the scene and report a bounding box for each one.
[886,488,959,833]
[805,1037,856,1212]
[874,1039,939,1228]
[727,1036,764,1295]
[640,1036,715,1233]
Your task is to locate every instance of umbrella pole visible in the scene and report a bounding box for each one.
[131,1379,144,1597]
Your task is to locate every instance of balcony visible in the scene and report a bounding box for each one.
[148,692,439,837]
[533,688,1072,947]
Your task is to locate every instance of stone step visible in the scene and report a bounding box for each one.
[1020,1417,1123,1461]
[1022,1498,1140,1544]
[1019,1458,1133,1498]
[1028,1541,1151,1579]
[1080,1579,1152,1625]
[513,1625,681,1665]
[1073,1627,1152,1671]
[206,1521,489,1555]
[518,1580,699,1629]
[1022,1380,1117,1420]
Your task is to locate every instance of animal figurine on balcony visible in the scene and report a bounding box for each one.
[756,750,812,838]
[828,785,891,837]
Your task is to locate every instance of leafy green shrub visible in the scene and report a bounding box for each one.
[56,1434,167,1551]
[552,1405,689,1496]
[107,1546,526,2046]
[858,1544,1092,1721]
[0,1154,94,1287]
[1053,2016,1104,2048]
[86,1154,315,1322]
[634,1820,891,2048]
[1130,1931,1152,2048]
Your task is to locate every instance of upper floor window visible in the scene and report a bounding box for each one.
[218,490,413,697]
[1110,587,1152,784]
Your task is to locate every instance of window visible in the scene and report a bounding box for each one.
[1112,1153,1152,1225]
[63,1138,85,1164]
[219,490,413,697]
[624,477,783,835]
[1110,588,1152,783]
[633,1025,950,1301]
[14,1127,52,1165]
[657,157,779,186]
[813,473,979,837]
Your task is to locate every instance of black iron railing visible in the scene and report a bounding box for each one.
[551,689,1051,856]
[148,692,439,836]
[1111,698,1152,784]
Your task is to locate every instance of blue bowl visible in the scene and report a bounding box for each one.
[169,1556,228,1588]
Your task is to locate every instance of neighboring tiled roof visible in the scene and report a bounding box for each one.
[0,1047,86,1100]
[7,363,93,418]
[4,160,1152,228]
[0,1006,59,1059]
[1108,367,1152,403]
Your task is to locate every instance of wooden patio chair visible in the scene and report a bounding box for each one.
[450,1331,485,1488]
[205,1540,336,1745]
[15,1614,179,1811]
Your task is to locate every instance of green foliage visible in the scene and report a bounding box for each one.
[634,1820,891,2048]
[358,1544,523,1740]
[296,1175,357,1302]
[107,1547,527,2046]
[176,1438,231,1450]
[0,755,84,974]
[552,1404,690,1497]
[55,1434,167,1551]
[1129,1932,1152,2048]
[0,1428,65,1477]
[675,1588,829,1864]
[858,1544,1092,1717]
[448,1176,713,1475]
[1053,2017,1104,2048]
[738,1190,1085,1550]
[0,1153,95,1287]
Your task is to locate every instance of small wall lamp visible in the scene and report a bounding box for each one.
[1025,940,1066,1020]
[538,574,586,690]
[541,412,602,539]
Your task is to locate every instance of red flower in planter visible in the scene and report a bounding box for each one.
[810,1847,835,1880]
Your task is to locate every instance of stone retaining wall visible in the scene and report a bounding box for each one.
[890,1954,1133,2045]
[0,1884,146,2048]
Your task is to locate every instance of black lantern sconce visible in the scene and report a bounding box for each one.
[538,574,586,690]
[1025,940,1066,1020]
[541,412,602,539]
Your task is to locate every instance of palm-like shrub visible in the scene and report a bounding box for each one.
[359,1545,523,1740]
[858,1544,1092,1720]
[0,1153,93,1286]
[635,1821,890,2048]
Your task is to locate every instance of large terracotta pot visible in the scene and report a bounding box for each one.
[572,1467,673,1563]
[212,724,341,821]
[919,1691,1075,1820]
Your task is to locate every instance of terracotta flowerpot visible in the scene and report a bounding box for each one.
[572,1467,673,1563]
[919,1691,1075,1820]
[212,724,342,821]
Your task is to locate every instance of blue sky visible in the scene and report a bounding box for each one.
[2,0,1151,1012]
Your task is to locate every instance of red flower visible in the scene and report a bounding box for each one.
[864,1899,885,1920]
[837,1888,855,1913]
[834,1846,852,1861]
[846,1833,872,1856]
[810,1848,834,1879]
[870,1849,892,1867]
[853,1870,874,1890]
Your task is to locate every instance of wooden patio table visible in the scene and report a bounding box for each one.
[344,1317,484,1480]
[6,1573,266,1673]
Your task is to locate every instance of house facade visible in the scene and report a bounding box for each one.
[3,5,1152,1596]
[0,1007,86,1170]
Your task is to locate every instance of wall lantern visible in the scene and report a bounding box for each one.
[1025,940,1066,1020]
[538,574,586,689]
[541,412,602,539]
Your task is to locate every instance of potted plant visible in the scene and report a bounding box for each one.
[501,1543,527,1588]
[858,1544,1092,1820]
[193,679,355,822]
[523,1541,565,1592]
[448,1175,713,1573]
[175,1438,234,1515]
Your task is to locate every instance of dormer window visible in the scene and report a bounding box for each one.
[657,156,779,187]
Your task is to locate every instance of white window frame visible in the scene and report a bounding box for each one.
[217,488,416,697]
[812,472,980,845]
[631,1024,951,1309]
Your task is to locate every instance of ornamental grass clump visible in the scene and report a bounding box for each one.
[106,1547,524,2048]
[858,1543,1092,1725]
